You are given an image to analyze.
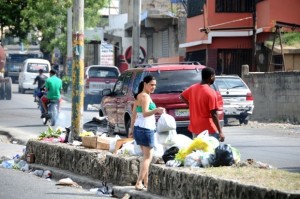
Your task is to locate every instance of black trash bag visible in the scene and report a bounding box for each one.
[162,146,179,163]
[212,144,234,167]
[97,182,113,197]
[83,117,108,134]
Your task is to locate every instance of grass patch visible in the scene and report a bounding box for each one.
[193,166,300,192]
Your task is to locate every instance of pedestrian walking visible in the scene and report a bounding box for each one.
[180,67,225,141]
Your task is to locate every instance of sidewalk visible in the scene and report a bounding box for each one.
[0,131,168,199]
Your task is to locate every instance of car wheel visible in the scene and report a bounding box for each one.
[224,117,229,126]
[5,79,12,100]
[0,82,5,100]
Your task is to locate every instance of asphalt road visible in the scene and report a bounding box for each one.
[0,168,112,199]
[1,83,300,173]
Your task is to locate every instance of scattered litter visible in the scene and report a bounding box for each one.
[29,169,52,179]
[121,193,131,199]
[96,182,113,197]
[56,178,81,188]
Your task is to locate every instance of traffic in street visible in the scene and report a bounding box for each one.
[1,84,300,173]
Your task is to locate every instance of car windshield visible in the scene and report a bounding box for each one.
[149,70,203,94]
[215,78,247,90]
[88,67,119,78]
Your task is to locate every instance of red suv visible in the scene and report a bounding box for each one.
[99,63,224,137]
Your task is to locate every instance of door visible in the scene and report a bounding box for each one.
[116,72,134,131]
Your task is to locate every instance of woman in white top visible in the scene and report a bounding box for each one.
[129,75,165,191]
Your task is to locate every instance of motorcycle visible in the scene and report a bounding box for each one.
[42,99,60,126]
[36,87,60,126]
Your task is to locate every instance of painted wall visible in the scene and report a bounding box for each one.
[243,71,300,123]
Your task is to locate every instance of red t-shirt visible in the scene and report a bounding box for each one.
[182,83,219,134]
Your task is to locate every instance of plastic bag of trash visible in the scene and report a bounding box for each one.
[162,146,179,163]
[212,144,234,167]
[96,182,113,197]
[109,135,121,153]
[184,150,202,167]
[156,113,176,133]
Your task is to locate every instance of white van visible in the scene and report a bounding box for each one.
[18,58,51,93]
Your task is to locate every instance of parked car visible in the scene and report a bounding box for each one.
[99,63,224,137]
[215,75,254,125]
[18,58,51,94]
[84,65,120,110]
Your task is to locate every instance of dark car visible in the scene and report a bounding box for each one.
[99,63,224,137]
[84,65,120,110]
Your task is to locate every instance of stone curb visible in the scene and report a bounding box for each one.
[25,140,300,199]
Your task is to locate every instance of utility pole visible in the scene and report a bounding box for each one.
[252,0,257,72]
[70,0,84,141]
[131,0,141,67]
[67,7,73,75]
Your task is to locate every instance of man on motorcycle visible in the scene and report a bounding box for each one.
[41,69,62,118]
[33,69,47,102]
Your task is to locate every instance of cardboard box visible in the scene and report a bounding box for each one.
[82,136,97,149]
[97,136,113,150]
[114,138,134,154]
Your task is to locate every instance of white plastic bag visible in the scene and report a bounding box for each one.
[133,141,143,156]
[156,113,176,133]
[116,142,136,155]
[171,134,193,149]
[184,151,202,167]
[109,135,120,153]
[165,130,177,145]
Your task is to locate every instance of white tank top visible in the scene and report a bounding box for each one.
[134,113,156,130]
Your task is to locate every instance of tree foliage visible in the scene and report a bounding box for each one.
[0,0,30,41]
[19,0,109,55]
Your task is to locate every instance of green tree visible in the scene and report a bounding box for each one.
[20,0,110,56]
[0,0,30,42]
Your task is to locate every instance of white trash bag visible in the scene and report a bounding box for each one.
[109,135,121,153]
[156,113,176,133]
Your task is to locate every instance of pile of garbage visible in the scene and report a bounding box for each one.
[116,113,241,168]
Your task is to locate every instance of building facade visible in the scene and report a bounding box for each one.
[180,0,300,75]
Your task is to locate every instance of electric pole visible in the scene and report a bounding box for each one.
[70,0,84,141]
[252,0,257,72]
[67,7,72,75]
[132,0,141,67]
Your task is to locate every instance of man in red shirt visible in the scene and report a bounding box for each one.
[180,67,225,142]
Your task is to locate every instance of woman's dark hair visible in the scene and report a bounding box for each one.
[134,75,156,99]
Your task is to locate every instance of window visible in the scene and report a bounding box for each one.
[121,72,133,95]
[88,67,119,78]
[132,72,143,95]
[187,0,205,18]
[113,74,125,96]
[149,70,202,94]
[216,0,254,13]
[27,63,49,73]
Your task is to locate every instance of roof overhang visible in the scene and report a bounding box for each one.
[179,27,265,48]
[125,9,177,37]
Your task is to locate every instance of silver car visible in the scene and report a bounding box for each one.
[215,75,254,125]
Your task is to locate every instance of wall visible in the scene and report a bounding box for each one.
[243,71,300,123]
[26,140,299,199]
